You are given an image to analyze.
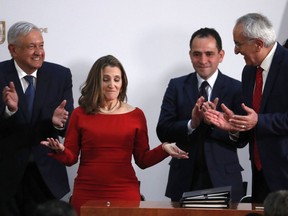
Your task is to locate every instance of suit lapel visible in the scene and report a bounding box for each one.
[242,66,255,108]
[210,72,224,102]
[184,73,199,104]
[32,65,50,122]
[210,71,231,111]
[260,43,282,113]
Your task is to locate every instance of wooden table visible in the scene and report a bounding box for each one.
[81,200,264,216]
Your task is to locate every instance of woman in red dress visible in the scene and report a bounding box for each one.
[41,55,188,215]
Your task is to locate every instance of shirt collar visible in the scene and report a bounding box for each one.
[260,42,277,72]
[196,70,218,89]
[14,60,38,79]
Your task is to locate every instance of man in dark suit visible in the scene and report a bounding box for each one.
[0,21,74,215]
[156,28,245,202]
[284,38,288,48]
[205,13,288,203]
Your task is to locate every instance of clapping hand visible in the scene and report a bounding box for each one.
[205,103,257,132]
[52,100,69,128]
[2,82,18,112]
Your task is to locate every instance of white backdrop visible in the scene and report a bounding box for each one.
[1,0,288,202]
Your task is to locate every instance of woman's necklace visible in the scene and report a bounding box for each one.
[99,100,120,113]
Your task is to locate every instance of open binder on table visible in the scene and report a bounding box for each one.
[180,186,231,208]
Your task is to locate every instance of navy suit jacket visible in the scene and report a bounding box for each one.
[157,71,245,202]
[0,59,74,201]
[240,43,288,191]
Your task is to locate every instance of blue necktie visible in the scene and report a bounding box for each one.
[24,75,35,118]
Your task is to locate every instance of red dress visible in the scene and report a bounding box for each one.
[50,107,169,215]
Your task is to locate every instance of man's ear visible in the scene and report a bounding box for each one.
[255,39,264,50]
[8,44,16,57]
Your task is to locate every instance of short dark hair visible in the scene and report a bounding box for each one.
[189,28,222,51]
[33,200,77,216]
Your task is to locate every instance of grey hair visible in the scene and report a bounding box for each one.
[235,13,276,47]
[7,21,40,45]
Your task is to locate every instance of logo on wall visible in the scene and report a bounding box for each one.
[0,21,5,44]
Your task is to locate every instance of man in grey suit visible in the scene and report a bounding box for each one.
[157,28,245,202]
[0,21,74,215]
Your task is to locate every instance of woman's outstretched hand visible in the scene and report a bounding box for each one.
[41,138,65,153]
[162,143,189,159]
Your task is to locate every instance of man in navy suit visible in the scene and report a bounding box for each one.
[156,28,245,202]
[284,38,288,48]
[205,13,288,203]
[0,21,74,215]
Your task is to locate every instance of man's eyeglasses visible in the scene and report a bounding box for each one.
[234,38,255,49]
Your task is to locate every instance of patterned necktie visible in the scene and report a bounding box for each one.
[24,75,35,119]
[252,66,263,170]
[199,81,209,101]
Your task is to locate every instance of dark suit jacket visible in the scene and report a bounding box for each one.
[157,71,246,202]
[240,43,288,192]
[0,59,74,201]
